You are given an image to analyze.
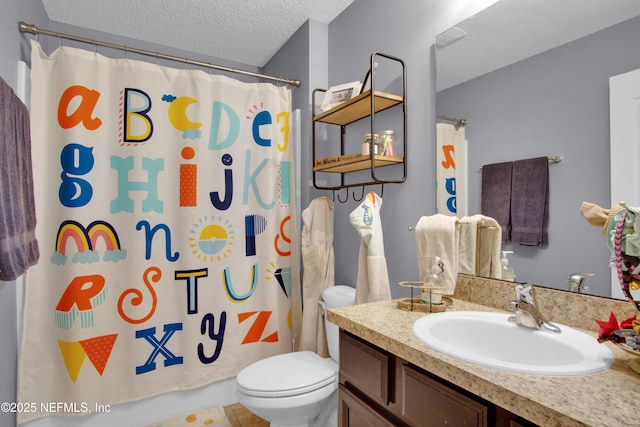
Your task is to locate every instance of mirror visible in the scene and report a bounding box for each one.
[436,0,640,297]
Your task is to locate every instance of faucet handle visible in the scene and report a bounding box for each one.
[515,284,535,304]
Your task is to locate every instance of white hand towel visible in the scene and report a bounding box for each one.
[476,216,502,279]
[415,215,459,295]
[350,192,391,304]
[457,218,478,275]
[460,214,502,278]
[354,248,391,304]
[300,197,334,355]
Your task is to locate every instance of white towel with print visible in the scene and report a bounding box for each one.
[349,192,391,304]
[415,215,459,295]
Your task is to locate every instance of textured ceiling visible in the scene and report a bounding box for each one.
[41,0,640,86]
[437,0,640,91]
[41,0,354,67]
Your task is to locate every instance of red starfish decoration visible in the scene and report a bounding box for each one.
[595,313,620,342]
[595,313,640,342]
[621,315,637,330]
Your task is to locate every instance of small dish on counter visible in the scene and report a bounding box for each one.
[398,281,449,313]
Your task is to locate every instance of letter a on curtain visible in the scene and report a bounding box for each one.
[18,41,300,423]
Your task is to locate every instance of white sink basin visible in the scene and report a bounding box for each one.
[413,311,614,376]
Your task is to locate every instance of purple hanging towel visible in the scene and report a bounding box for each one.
[0,76,39,281]
[481,161,513,242]
[510,157,549,246]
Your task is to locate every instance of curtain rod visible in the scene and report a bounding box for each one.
[18,21,301,87]
[437,114,467,127]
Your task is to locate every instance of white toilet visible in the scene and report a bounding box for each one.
[236,285,356,427]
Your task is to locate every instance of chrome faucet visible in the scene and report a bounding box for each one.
[507,284,561,333]
[566,273,594,293]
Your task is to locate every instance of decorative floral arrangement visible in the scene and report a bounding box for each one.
[586,202,640,351]
[596,313,640,349]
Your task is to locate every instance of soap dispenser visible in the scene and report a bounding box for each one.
[501,251,516,282]
[420,263,443,305]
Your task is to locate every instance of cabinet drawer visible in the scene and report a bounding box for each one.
[401,364,488,427]
[339,331,391,405]
[338,384,397,427]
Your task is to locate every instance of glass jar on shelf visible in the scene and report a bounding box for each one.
[362,133,381,155]
[379,130,396,156]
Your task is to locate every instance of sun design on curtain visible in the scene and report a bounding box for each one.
[18,41,300,424]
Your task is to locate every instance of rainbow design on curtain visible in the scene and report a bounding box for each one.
[18,41,300,424]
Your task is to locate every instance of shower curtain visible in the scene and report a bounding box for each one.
[436,123,467,217]
[18,41,300,423]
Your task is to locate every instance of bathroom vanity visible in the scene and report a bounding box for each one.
[327,275,640,427]
[338,330,532,426]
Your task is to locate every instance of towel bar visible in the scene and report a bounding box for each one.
[407,221,498,231]
[479,155,562,170]
[409,221,499,277]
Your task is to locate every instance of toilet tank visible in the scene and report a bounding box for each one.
[322,285,355,362]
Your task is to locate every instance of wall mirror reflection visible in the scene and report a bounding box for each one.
[436,0,640,297]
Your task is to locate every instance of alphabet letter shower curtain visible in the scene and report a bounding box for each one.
[18,41,300,423]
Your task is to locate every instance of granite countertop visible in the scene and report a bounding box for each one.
[327,297,640,427]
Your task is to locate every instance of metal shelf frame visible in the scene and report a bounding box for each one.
[311,52,407,201]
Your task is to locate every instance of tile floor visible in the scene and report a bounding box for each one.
[223,403,269,427]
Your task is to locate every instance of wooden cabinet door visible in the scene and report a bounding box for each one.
[340,331,391,405]
[401,364,488,427]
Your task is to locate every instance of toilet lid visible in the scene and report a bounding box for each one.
[237,351,336,398]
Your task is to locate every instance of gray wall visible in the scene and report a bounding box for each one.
[263,19,329,214]
[325,0,501,296]
[437,15,640,296]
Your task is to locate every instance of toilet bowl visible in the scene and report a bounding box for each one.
[236,285,355,427]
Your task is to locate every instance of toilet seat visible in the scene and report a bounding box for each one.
[237,351,336,398]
